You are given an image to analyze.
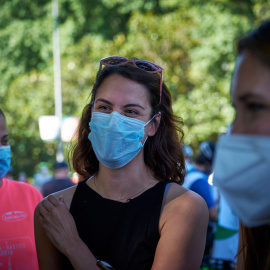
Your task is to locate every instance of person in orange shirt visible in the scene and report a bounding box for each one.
[0,108,43,269]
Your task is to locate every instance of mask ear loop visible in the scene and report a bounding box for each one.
[141,113,160,145]
[144,114,157,126]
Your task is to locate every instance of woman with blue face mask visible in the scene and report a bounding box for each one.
[213,20,270,270]
[35,57,209,269]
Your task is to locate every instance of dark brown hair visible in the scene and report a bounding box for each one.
[239,223,270,270]
[236,19,270,270]
[69,61,186,183]
[237,19,270,67]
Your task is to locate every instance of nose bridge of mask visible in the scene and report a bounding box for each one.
[0,145,11,155]
[0,145,11,149]
[108,111,156,128]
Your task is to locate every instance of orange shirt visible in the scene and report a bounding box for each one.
[0,178,43,270]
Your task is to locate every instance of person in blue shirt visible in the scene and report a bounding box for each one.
[182,141,218,268]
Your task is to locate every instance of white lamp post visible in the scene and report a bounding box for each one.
[52,0,64,162]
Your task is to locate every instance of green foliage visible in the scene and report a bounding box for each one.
[0,0,267,177]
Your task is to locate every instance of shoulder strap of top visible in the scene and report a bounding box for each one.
[163,182,171,197]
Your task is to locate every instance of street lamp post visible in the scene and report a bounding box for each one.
[52,0,64,162]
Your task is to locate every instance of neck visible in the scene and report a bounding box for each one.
[93,153,157,201]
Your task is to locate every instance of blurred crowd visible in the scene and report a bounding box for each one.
[183,142,238,270]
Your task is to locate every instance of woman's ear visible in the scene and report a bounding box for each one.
[147,112,161,137]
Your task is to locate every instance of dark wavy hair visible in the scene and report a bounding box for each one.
[69,61,186,183]
[236,19,270,270]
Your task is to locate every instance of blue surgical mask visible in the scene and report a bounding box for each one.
[0,145,11,179]
[88,111,155,169]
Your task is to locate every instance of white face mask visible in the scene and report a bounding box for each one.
[213,134,270,227]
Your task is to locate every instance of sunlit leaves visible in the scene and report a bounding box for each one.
[1,0,265,176]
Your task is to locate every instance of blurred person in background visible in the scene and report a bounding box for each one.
[210,191,239,270]
[183,144,194,173]
[0,108,43,269]
[34,56,208,269]
[18,171,29,183]
[182,141,219,268]
[210,128,239,270]
[213,19,270,270]
[33,162,52,190]
[41,161,75,197]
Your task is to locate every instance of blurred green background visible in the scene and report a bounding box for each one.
[0,0,269,179]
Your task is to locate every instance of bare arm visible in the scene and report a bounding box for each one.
[34,204,62,269]
[35,195,99,270]
[152,190,208,270]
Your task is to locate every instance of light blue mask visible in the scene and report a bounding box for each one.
[0,145,11,179]
[88,111,155,169]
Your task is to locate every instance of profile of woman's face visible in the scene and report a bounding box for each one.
[231,51,270,136]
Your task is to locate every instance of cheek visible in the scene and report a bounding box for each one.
[232,115,270,136]
[252,118,270,136]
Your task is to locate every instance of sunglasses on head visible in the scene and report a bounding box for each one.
[99,56,163,104]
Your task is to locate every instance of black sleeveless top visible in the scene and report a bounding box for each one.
[62,179,173,270]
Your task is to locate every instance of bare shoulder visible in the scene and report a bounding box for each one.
[160,182,208,229]
[38,185,78,210]
[153,183,209,269]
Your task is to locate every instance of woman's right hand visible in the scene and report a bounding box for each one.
[36,195,80,256]
[35,194,99,270]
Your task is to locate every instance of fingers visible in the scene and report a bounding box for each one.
[37,195,67,218]
[47,195,61,206]
[37,200,60,227]
[37,204,47,220]
[41,195,65,211]
[41,198,55,213]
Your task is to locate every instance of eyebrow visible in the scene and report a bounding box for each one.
[95,99,145,110]
[238,93,265,101]
[95,98,113,105]
[123,104,145,110]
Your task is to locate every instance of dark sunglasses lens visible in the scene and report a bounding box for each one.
[135,61,158,71]
[102,57,127,65]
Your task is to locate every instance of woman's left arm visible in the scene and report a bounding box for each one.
[152,191,209,270]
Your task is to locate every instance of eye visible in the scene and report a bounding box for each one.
[124,109,139,117]
[97,105,111,112]
[246,102,266,112]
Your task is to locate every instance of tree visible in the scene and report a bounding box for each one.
[1,0,268,177]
